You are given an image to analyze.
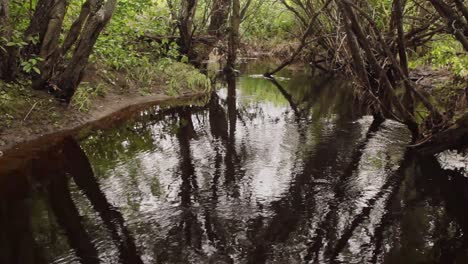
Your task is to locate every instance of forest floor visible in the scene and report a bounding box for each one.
[0,65,210,153]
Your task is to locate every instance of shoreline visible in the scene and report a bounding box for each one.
[0,90,209,155]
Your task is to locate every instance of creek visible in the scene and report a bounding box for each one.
[0,61,467,264]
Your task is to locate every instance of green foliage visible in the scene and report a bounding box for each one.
[156,59,212,96]
[409,36,468,77]
[0,30,26,49]
[241,1,296,41]
[91,0,177,70]
[0,85,16,128]
[21,57,43,74]
[368,0,393,28]
[71,83,108,112]
[0,79,36,129]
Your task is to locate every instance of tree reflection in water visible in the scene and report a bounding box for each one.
[0,65,467,264]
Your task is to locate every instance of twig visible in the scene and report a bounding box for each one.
[23,101,39,122]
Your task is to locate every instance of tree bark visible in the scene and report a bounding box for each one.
[23,0,56,57]
[412,113,468,155]
[393,0,414,113]
[339,4,371,90]
[178,0,198,58]
[338,2,384,119]
[0,0,17,81]
[452,0,468,22]
[341,1,417,129]
[55,0,117,102]
[344,0,443,122]
[208,0,230,37]
[429,0,468,51]
[394,0,409,76]
[226,0,241,72]
[62,0,96,56]
[264,0,332,76]
[33,0,68,90]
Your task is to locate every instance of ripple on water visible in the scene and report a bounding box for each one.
[2,63,467,264]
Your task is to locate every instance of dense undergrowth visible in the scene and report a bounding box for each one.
[0,0,213,131]
[0,57,212,130]
[0,0,212,122]
[409,37,468,77]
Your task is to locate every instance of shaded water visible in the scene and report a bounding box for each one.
[1,62,468,264]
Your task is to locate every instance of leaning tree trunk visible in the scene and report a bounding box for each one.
[264,0,332,77]
[392,0,415,114]
[345,0,444,130]
[33,0,68,90]
[453,0,468,22]
[23,0,57,58]
[428,0,468,51]
[341,1,417,127]
[225,0,240,72]
[0,0,17,82]
[55,0,117,102]
[338,2,384,119]
[62,0,96,56]
[178,0,198,59]
[412,113,468,155]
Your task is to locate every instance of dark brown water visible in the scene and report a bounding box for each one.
[1,62,467,264]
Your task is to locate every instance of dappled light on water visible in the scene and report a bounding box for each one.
[0,62,467,264]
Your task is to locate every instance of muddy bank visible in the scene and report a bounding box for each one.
[0,89,209,154]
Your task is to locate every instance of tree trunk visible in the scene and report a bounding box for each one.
[344,0,443,123]
[23,0,56,57]
[338,1,383,119]
[412,113,468,155]
[393,0,414,113]
[0,0,17,81]
[178,0,198,58]
[33,0,68,90]
[264,0,332,76]
[225,0,240,72]
[208,0,230,37]
[55,0,117,102]
[62,0,96,56]
[428,0,468,51]
[339,3,371,90]
[341,1,417,129]
[453,0,468,22]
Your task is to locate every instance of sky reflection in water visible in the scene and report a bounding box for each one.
[0,62,467,264]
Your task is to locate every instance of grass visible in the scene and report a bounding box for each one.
[155,59,211,96]
[71,58,211,112]
[0,57,212,139]
[0,79,64,132]
[71,82,108,112]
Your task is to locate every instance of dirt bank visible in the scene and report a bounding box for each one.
[0,84,209,154]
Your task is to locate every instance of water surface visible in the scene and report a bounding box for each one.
[1,62,467,264]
